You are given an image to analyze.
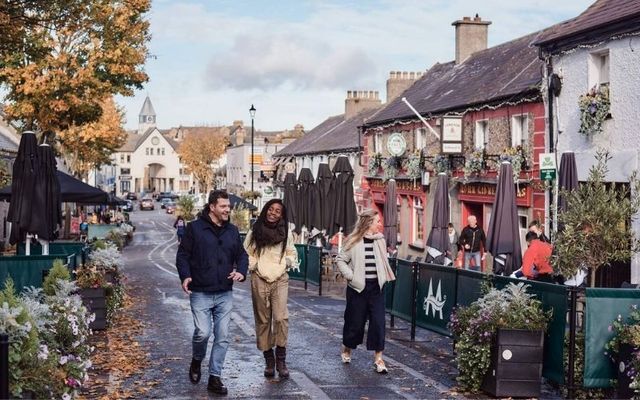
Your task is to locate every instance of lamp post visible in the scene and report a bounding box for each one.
[249,104,256,204]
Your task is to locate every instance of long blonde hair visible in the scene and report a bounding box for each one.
[344,209,378,251]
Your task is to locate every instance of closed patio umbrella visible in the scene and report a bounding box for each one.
[297,168,314,233]
[28,143,61,241]
[312,163,334,232]
[282,172,298,232]
[426,173,451,265]
[383,179,398,250]
[558,152,578,228]
[331,156,357,236]
[486,161,522,275]
[7,132,40,245]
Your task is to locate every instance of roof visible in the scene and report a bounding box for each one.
[119,128,179,152]
[139,96,156,117]
[365,31,544,126]
[275,108,380,157]
[534,0,640,51]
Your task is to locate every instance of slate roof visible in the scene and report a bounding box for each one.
[365,31,545,126]
[119,128,178,152]
[275,108,381,157]
[534,0,640,51]
[139,96,156,117]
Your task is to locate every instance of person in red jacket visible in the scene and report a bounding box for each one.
[519,231,554,282]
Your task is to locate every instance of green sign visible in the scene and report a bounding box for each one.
[541,169,556,181]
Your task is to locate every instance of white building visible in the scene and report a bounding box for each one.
[226,122,303,210]
[535,0,640,284]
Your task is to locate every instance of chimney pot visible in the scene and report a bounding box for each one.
[452,15,491,64]
[463,16,471,21]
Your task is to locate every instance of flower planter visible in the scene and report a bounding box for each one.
[616,343,635,399]
[481,328,544,398]
[79,287,107,330]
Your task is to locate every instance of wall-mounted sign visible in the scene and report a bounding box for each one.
[119,175,132,181]
[263,186,274,196]
[441,116,463,154]
[387,132,407,156]
[539,153,557,181]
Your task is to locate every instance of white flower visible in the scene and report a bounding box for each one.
[62,393,71,400]
[37,344,49,360]
[72,341,80,348]
[59,356,68,365]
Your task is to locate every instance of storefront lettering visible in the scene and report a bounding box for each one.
[459,184,527,198]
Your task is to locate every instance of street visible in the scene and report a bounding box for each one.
[115,207,462,399]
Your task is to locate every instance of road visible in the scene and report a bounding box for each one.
[116,206,465,399]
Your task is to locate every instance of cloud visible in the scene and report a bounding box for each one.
[205,34,377,90]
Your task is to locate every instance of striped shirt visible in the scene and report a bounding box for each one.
[363,237,377,280]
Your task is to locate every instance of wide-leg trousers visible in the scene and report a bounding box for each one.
[342,279,385,352]
[251,273,289,351]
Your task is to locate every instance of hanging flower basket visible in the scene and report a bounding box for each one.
[382,156,401,181]
[500,145,528,184]
[432,154,450,174]
[464,151,484,179]
[367,153,383,176]
[579,85,610,136]
[403,153,422,179]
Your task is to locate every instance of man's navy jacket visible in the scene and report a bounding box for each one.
[176,213,249,293]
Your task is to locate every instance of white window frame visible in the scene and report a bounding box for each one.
[412,196,424,247]
[414,128,427,151]
[511,114,528,148]
[373,132,383,153]
[588,49,610,89]
[474,120,487,150]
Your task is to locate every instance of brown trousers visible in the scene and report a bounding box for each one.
[251,273,289,351]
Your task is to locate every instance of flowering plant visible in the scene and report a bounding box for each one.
[605,305,640,392]
[367,152,383,176]
[579,85,610,136]
[74,266,107,289]
[382,156,401,181]
[432,154,450,174]
[449,282,551,392]
[88,244,123,272]
[463,151,484,179]
[403,152,422,179]
[499,145,528,184]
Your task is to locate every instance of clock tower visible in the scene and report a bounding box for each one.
[138,96,157,135]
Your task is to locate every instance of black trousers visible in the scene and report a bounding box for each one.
[342,279,385,351]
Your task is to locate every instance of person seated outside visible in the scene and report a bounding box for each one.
[513,231,554,283]
[528,220,550,243]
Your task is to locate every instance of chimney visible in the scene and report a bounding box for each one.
[345,90,382,119]
[232,120,244,128]
[235,127,246,146]
[386,71,425,103]
[452,14,491,64]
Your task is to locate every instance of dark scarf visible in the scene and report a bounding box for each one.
[253,218,286,250]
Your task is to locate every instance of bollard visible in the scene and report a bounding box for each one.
[0,333,8,399]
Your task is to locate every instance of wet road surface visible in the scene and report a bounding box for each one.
[117,208,467,399]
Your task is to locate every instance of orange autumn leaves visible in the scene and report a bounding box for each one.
[178,132,229,194]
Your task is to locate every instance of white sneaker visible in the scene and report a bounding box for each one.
[341,346,351,364]
[374,359,388,374]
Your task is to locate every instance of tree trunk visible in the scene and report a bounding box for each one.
[590,267,596,288]
[63,203,71,239]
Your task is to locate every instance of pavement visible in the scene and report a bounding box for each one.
[112,206,560,399]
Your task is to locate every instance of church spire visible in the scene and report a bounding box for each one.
[138,96,157,134]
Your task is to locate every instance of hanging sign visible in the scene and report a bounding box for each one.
[387,132,407,156]
[539,153,557,181]
[441,116,463,154]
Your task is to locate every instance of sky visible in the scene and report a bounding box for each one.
[117,0,591,132]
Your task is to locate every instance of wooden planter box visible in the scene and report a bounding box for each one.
[481,328,544,398]
[79,287,107,331]
[616,343,635,399]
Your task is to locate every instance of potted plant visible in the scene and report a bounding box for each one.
[449,282,551,396]
[432,154,450,174]
[382,156,401,181]
[579,85,610,136]
[605,305,640,399]
[463,151,484,179]
[368,152,383,176]
[74,266,108,330]
[500,145,528,183]
[403,152,422,179]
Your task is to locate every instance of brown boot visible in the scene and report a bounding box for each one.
[263,349,275,377]
[275,346,289,378]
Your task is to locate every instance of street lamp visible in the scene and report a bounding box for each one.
[249,104,256,204]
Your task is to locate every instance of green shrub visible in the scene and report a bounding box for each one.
[42,259,70,296]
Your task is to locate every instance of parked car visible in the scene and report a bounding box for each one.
[157,191,179,201]
[165,202,177,214]
[140,198,154,211]
[160,198,172,209]
[122,200,134,212]
[126,192,138,200]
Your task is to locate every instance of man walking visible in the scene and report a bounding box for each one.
[458,215,486,271]
[176,190,248,395]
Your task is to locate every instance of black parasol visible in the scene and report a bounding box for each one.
[331,156,357,236]
[426,173,450,265]
[297,168,314,233]
[0,170,110,204]
[558,152,578,229]
[383,179,398,249]
[27,143,62,241]
[486,161,522,275]
[312,163,334,233]
[7,132,39,245]
[282,172,298,232]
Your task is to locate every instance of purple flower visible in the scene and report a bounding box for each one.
[608,325,613,332]
[589,104,597,114]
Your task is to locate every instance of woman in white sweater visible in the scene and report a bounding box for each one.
[244,199,297,379]
[336,209,396,373]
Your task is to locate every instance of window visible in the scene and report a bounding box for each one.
[145,148,149,156]
[412,197,424,246]
[119,154,124,163]
[161,148,165,156]
[589,50,610,89]
[127,155,131,163]
[511,115,528,148]
[373,133,383,153]
[414,128,427,151]
[120,168,130,175]
[150,148,154,155]
[474,120,487,150]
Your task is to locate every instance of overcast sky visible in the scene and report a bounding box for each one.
[117,0,590,132]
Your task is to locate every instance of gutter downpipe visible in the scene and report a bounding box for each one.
[539,46,555,235]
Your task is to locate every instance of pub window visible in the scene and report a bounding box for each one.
[373,132,383,153]
[414,128,427,151]
[412,197,424,247]
[589,50,610,89]
[475,120,487,150]
[511,115,528,148]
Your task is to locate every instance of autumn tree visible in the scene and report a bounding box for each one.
[0,0,150,133]
[58,96,127,180]
[178,132,228,195]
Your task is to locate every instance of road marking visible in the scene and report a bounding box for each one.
[290,370,331,400]
[231,311,255,337]
[383,355,452,395]
[303,320,325,331]
[288,297,320,316]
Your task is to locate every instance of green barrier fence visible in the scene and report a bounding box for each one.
[415,263,457,336]
[0,254,75,290]
[306,246,322,287]
[385,257,397,312]
[584,288,640,388]
[455,268,485,306]
[289,244,307,282]
[391,259,415,322]
[18,242,87,268]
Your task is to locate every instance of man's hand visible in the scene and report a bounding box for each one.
[228,271,244,281]
[182,278,192,294]
[464,244,470,250]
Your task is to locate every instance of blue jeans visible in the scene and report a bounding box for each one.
[190,290,233,377]
[464,251,481,271]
